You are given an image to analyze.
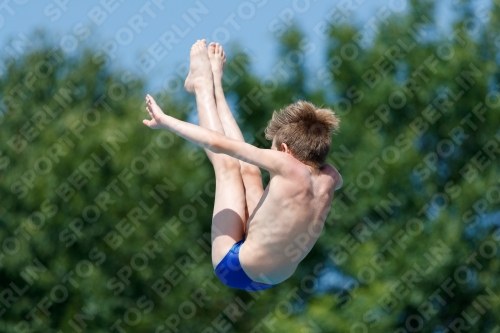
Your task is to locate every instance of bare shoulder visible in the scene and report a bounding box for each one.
[320,163,339,177]
[321,164,343,190]
[278,153,309,177]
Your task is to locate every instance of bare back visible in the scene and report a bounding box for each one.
[239,160,340,284]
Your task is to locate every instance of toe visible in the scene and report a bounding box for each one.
[208,42,216,54]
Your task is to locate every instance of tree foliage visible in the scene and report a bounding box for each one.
[1,1,500,332]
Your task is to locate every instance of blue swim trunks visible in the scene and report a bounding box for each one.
[214,239,275,291]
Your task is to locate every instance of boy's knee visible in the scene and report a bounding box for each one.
[218,156,240,171]
[240,163,261,178]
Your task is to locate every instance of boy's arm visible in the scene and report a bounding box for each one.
[323,164,343,190]
[143,95,287,174]
[327,164,344,191]
[335,173,343,190]
[211,134,286,173]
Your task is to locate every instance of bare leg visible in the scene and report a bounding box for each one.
[185,40,246,267]
[207,42,265,218]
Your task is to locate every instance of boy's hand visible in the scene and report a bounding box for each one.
[143,94,167,130]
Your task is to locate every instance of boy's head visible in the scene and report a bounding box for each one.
[265,101,340,168]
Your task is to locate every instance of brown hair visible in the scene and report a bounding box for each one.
[265,101,340,168]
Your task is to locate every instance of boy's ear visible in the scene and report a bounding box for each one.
[281,143,291,154]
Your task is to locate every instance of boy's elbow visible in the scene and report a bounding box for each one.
[209,133,223,153]
[335,174,343,190]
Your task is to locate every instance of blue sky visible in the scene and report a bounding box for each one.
[0,0,491,93]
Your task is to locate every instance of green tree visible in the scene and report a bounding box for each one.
[1,1,500,332]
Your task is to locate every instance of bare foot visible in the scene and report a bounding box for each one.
[184,39,212,94]
[208,42,226,84]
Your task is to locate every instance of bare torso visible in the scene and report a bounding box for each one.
[239,160,340,285]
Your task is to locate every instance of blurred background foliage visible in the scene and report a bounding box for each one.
[1,1,500,332]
